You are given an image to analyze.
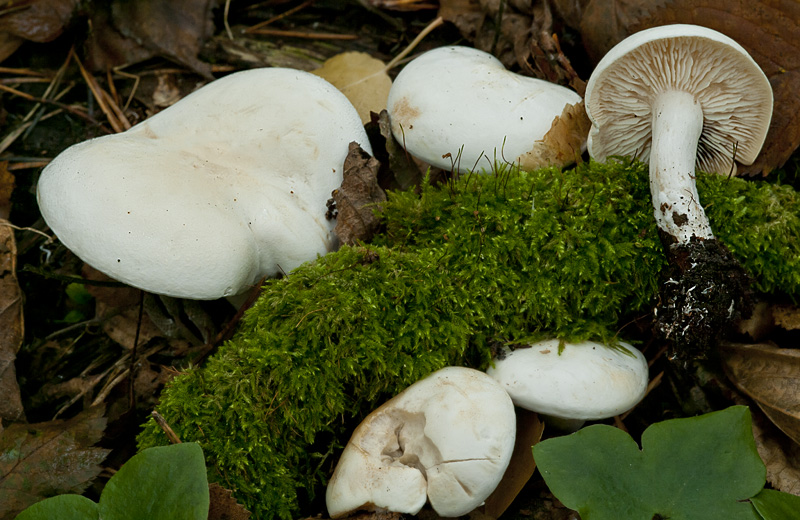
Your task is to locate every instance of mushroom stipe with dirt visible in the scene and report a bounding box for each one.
[584,25,773,359]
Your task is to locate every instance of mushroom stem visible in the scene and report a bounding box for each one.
[649,90,713,244]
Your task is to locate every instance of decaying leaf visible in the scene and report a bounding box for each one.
[749,400,800,496]
[482,409,544,518]
[517,101,590,171]
[375,109,426,191]
[208,482,251,520]
[577,0,800,175]
[0,406,109,518]
[331,142,387,246]
[84,0,216,77]
[313,52,392,124]
[772,304,800,331]
[721,342,800,445]
[0,0,79,43]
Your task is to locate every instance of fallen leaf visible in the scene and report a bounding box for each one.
[375,109,425,190]
[0,0,79,43]
[208,482,251,520]
[481,409,544,518]
[578,0,800,175]
[0,406,109,518]
[517,101,589,171]
[721,342,800,445]
[772,304,800,331]
[750,402,800,495]
[84,0,216,77]
[331,142,386,246]
[313,52,392,125]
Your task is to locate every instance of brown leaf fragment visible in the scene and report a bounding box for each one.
[751,402,800,496]
[720,342,800,445]
[208,482,252,520]
[375,109,426,190]
[517,101,590,171]
[578,0,800,175]
[84,0,216,77]
[0,0,79,43]
[773,304,800,331]
[0,406,109,518]
[0,166,24,424]
[313,52,392,125]
[482,409,544,518]
[332,142,387,246]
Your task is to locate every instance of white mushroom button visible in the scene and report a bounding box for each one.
[37,68,371,300]
[584,24,773,244]
[386,46,584,172]
[486,339,648,424]
[325,366,516,518]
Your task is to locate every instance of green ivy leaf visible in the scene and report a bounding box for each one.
[533,406,765,520]
[14,443,209,520]
[750,488,800,520]
[15,494,98,520]
[99,443,209,520]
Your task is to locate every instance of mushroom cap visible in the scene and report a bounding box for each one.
[37,68,370,299]
[386,45,583,172]
[585,24,773,176]
[325,366,516,518]
[486,339,649,420]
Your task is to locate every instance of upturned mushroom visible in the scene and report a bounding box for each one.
[386,46,586,173]
[37,68,371,299]
[486,339,649,430]
[325,366,516,518]
[584,24,773,244]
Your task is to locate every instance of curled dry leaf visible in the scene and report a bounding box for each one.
[481,409,544,519]
[331,142,387,246]
[313,52,392,125]
[720,342,800,445]
[517,101,590,171]
[0,0,79,43]
[0,406,109,518]
[578,0,800,175]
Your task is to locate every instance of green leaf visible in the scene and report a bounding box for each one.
[15,494,98,520]
[533,406,765,520]
[751,488,800,520]
[98,443,209,520]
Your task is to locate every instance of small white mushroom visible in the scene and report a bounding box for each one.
[325,366,516,518]
[37,68,371,299]
[486,339,648,427]
[386,46,584,172]
[585,24,773,244]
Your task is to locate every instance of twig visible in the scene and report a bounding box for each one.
[245,0,315,33]
[247,28,357,39]
[151,411,183,444]
[383,16,443,71]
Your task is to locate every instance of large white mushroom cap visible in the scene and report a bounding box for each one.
[585,24,772,176]
[387,46,584,172]
[486,339,649,421]
[325,366,516,518]
[37,68,371,299]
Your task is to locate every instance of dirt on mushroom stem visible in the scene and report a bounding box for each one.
[654,234,752,360]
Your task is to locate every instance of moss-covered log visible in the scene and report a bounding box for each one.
[137,159,800,519]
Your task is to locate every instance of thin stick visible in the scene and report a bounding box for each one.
[223,0,235,40]
[383,16,443,72]
[151,411,183,444]
[248,28,357,39]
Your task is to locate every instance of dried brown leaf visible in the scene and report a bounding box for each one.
[517,101,589,170]
[721,342,800,445]
[0,406,109,518]
[313,52,392,125]
[773,304,800,331]
[332,142,386,246]
[482,409,544,518]
[208,482,252,520]
[0,0,79,43]
[84,0,216,77]
[751,403,800,495]
[578,0,800,175]
[376,109,425,190]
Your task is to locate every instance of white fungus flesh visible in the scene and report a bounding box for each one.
[37,68,371,299]
[585,24,772,244]
[486,339,649,422]
[387,46,583,173]
[325,366,516,518]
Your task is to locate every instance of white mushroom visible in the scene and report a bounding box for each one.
[325,366,516,518]
[37,68,371,299]
[486,339,648,428]
[386,45,584,172]
[585,24,773,244]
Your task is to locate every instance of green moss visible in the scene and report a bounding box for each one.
[137,158,800,519]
